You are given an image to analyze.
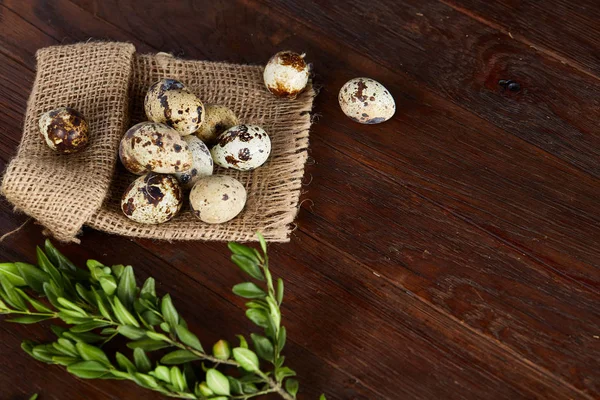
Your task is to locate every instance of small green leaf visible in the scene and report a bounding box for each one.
[170,366,187,391]
[7,314,54,324]
[145,331,170,342]
[266,296,281,329]
[57,297,87,315]
[278,326,287,352]
[55,338,78,357]
[0,263,26,286]
[256,232,267,254]
[161,294,179,329]
[140,277,156,300]
[110,369,131,380]
[228,376,243,395]
[116,266,136,310]
[75,283,96,307]
[99,276,117,296]
[111,264,125,279]
[45,240,76,272]
[141,310,162,326]
[277,278,284,304]
[31,344,60,363]
[43,282,60,308]
[0,278,27,311]
[206,369,230,396]
[231,254,264,281]
[212,339,231,360]
[29,394,39,400]
[70,320,111,333]
[127,338,170,351]
[51,325,67,337]
[16,262,50,293]
[160,321,171,332]
[68,360,110,379]
[115,352,137,373]
[285,378,299,397]
[133,348,152,372]
[151,365,171,382]
[232,347,259,372]
[161,349,200,365]
[37,246,63,288]
[175,324,203,351]
[319,394,327,400]
[92,289,112,321]
[236,334,248,349]
[134,372,159,389]
[276,366,296,382]
[16,288,49,310]
[117,325,146,339]
[242,382,259,394]
[251,333,274,362]
[52,356,79,366]
[232,282,266,299]
[245,308,270,329]
[228,243,261,263]
[76,342,111,366]
[111,297,140,327]
[62,331,105,344]
[197,382,214,397]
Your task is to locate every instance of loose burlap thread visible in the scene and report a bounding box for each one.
[2,42,315,243]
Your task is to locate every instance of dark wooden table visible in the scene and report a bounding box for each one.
[1,1,599,399]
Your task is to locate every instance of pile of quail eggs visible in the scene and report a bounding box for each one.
[37,49,396,227]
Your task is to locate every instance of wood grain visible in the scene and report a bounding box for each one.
[0,0,599,399]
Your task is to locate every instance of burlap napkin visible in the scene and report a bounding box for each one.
[2,42,314,243]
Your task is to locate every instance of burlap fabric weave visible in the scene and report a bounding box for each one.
[2,42,314,243]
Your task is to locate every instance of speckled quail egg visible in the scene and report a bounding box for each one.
[194,104,239,145]
[144,79,205,135]
[121,172,183,224]
[174,135,213,190]
[338,77,395,124]
[263,51,309,99]
[119,122,192,175]
[210,125,271,171]
[189,175,247,224]
[38,107,89,153]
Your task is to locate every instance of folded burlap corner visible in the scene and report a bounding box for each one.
[2,42,315,243]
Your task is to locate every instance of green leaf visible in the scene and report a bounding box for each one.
[161,349,200,365]
[232,282,266,299]
[277,278,284,304]
[212,339,231,360]
[101,327,117,335]
[37,246,63,289]
[245,300,269,310]
[242,382,259,394]
[170,366,187,391]
[319,394,327,400]
[92,289,112,321]
[140,277,156,300]
[111,297,140,327]
[276,366,296,382]
[76,342,111,366]
[14,288,53,312]
[55,338,78,357]
[228,243,261,263]
[44,240,76,272]
[117,325,146,340]
[127,338,170,351]
[256,232,267,254]
[161,294,179,329]
[160,321,171,332]
[68,360,110,379]
[151,365,171,382]
[278,326,287,352]
[134,372,159,389]
[16,262,50,293]
[62,331,105,344]
[57,297,87,315]
[7,314,54,324]
[75,283,96,307]
[175,324,203,351]
[251,333,274,362]
[0,263,26,286]
[29,394,39,400]
[117,266,136,310]
[232,347,259,372]
[228,376,244,395]
[267,296,281,329]
[236,334,248,349]
[21,340,36,357]
[43,282,60,308]
[206,369,230,396]
[285,378,299,397]
[51,325,67,337]
[115,352,137,373]
[145,331,170,342]
[231,254,264,281]
[111,264,125,279]
[133,348,152,372]
[99,276,117,296]
[70,320,111,333]
[31,344,61,363]
[0,278,27,311]
[245,308,270,329]
[141,310,162,326]
[197,382,214,397]
[52,356,80,366]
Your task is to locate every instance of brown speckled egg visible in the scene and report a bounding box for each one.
[194,104,239,145]
[174,135,213,190]
[189,175,247,224]
[144,79,205,135]
[263,51,309,99]
[338,78,395,124]
[210,125,271,171]
[38,107,89,153]
[119,122,192,175]
[121,173,183,224]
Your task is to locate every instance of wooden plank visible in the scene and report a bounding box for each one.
[442,0,600,79]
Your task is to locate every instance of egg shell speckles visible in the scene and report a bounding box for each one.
[194,104,239,145]
[145,79,205,135]
[38,107,89,153]
[121,173,183,224]
[119,122,193,175]
[263,51,309,99]
[174,135,213,190]
[189,175,247,224]
[338,78,396,124]
[210,125,271,171]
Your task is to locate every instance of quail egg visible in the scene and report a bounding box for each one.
[194,104,239,145]
[144,78,205,135]
[263,51,309,99]
[121,172,183,224]
[119,122,192,175]
[174,135,213,190]
[210,125,271,171]
[338,77,395,124]
[189,175,247,224]
[38,107,89,153]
